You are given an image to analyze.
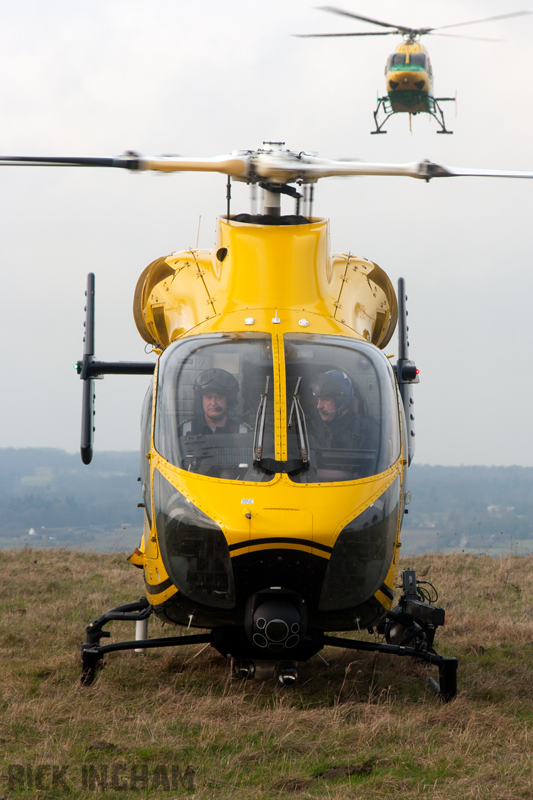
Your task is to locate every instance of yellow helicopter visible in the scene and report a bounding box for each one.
[3,144,533,698]
[298,7,532,134]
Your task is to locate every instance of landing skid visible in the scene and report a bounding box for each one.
[81,570,457,701]
[81,597,210,685]
[372,96,455,135]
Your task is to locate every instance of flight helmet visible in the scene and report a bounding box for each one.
[193,368,239,407]
[311,370,354,414]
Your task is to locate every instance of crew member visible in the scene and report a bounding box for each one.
[180,368,247,435]
[311,370,378,478]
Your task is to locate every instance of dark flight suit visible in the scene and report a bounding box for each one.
[179,416,248,477]
[180,417,245,436]
[315,410,378,451]
[313,410,379,479]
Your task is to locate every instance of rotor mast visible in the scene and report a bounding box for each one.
[261,142,283,216]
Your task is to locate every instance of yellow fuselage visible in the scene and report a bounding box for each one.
[132,216,406,633]
[385,41,433,113]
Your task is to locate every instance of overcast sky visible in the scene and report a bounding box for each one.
[1,0,532,466]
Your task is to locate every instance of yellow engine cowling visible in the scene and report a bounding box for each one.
[133,216,398,348]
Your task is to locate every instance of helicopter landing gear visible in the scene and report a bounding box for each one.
[433,658,458,702]
[80,571,455,698]
[81,646,103,686]
[80,598,212,686]
[81,597,153,685]
[371,95,455,135]
[431,98,455,135]
[323,568,457,702]
[371,97,395,134]
[323,632,457,702]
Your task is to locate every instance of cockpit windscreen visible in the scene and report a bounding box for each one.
[284,334,400,483]
[154,334,275,482]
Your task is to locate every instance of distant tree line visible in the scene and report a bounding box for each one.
[1,449,533,545]
[404,464,533,542]
[0,448,142,537]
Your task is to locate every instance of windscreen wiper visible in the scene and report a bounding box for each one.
[253,376,270,464]
[288,376,310,466]
[252,376,309,474]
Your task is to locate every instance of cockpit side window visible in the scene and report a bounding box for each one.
[284,335,400,484]
[154,334,275,482]
[390,53,406,67]
[409,53,427,68]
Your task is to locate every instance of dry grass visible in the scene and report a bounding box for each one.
[0,549,532,798]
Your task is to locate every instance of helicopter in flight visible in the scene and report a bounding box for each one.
[298,7,532,134]
[3,143,533,698]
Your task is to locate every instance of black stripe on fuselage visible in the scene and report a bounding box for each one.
[228,537,332,554]
[144,576,174,595]
[379,583,394,601]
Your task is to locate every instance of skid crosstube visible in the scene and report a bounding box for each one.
[81,599,457,700]
[323,635,457,702]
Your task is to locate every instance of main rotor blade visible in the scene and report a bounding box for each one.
[2,150,533,184]
[296,31,397,37]
[318,6,415,34]
[430,32,505,42]
[255,155,427,181]
[433,10,532,32]
[425,163,533,179]
[254,154,533,182]
[138,154,250,176]
[317,6,532,38]
[0,155,137,168]
[0,153,251,177]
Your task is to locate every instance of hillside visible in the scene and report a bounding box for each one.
[0,549,532,799]
[0,448,142,551]
[403,464,533,555]
[2,449,533,555]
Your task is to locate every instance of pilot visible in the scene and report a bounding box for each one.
[180,368,247,435]
[311,370,378,453]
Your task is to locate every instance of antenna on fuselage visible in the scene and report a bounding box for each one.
[76,274,155,465]
[395,278,419,466]
[80,273,96,465]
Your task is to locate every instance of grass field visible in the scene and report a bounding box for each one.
[1,549,532,799]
